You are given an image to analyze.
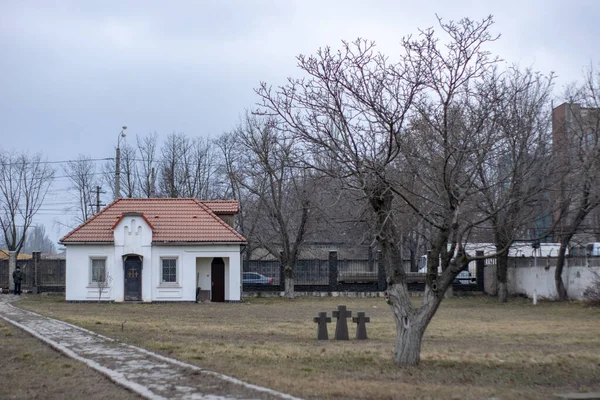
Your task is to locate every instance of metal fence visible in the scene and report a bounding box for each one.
[245,260,281,285]
[0,258,66,290]
[295,259,329,285]
[338,259,375,283]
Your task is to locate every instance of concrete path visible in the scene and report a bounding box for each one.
[0,295,301,400]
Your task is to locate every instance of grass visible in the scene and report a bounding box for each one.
[0,318,141,400]
[15,294,600,399]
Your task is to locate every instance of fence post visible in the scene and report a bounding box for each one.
[476,250,485,292]
[33,251,41,294]
[377,251,387,291]
[8,251,16,293]
[328,251,338,292]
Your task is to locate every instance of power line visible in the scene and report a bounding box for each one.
[0,157,114,167]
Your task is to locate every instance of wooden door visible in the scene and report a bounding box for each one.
[124,256,142,301]
[211,257,225,302]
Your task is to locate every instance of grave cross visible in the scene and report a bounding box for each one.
[352,312,370,340]
[332,305,352,340]
[313,312,331,340]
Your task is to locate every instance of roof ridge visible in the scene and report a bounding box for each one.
[192,199,246,242]
[59,198,123,242]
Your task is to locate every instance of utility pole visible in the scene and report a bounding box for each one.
[115,126,127,200]
[151,167,156,197]
[96,186,101,213]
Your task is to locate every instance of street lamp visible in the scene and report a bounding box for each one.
[115,126,127,200]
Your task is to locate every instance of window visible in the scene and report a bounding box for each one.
[91,258,106,283]
[161,258,177,283]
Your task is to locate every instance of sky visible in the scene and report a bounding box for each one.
[1,0,599,246]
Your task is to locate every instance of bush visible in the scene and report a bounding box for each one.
[583,271,600,306]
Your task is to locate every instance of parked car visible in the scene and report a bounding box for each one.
[242,272,274,285]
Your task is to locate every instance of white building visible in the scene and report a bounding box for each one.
[60,198,246,303]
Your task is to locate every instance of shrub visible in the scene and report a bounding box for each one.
[583,271,600,306]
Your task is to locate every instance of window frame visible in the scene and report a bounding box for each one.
[160,257,179,286]
[89,257,107,285]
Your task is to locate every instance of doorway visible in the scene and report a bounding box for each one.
[124,255,142,301]
[211,257,225,302]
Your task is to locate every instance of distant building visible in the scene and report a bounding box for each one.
[552,102,600,242]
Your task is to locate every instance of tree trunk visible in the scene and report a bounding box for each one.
[444,284,454,298]
[387,284,427,366]
[555,240,570,301]
[393,316,424,366]
[497,251,509,303]
[284,267,295,299]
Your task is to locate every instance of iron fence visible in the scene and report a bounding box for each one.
[295,259,328,285]
[338,260,375,283]
[245,260,281,285]
[0,258,65,290]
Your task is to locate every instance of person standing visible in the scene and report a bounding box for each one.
[12,266,23,295]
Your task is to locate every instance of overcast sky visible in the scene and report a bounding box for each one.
[1,0,599,245]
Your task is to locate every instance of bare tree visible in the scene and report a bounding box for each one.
[230,114,314,298]
[137,132,158,198]
[214,131,256,250]
[0,151,54,291]
[64,155,98,223]
[474,67,554,302]
[181,137,217,199]
[22,224,56,254]
[0,152,54,254]
[257,16,515,366]
[158,133,187,198]
[552,65,600,300]
[102,142,137,199]
[95,267,113,303]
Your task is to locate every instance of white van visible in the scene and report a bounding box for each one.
[586,243,600,257]
[417,255,474,285]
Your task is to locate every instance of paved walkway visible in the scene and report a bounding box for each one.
[0,295,301,400]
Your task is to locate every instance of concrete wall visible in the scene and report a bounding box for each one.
[484,258,600,300]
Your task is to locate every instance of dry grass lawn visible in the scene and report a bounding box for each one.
[0,318,141,400]
[14,294,600,399]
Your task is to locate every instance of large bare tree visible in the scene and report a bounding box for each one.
[256,16,520,366]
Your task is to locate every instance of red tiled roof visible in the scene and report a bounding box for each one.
[59,198,245,244]
[201,200,239,214]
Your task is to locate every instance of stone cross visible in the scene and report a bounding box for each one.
[352,312,370,340]
[332,305,351,340]
[313,312,331,340]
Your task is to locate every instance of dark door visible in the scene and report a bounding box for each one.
[211,257,225,302]
[124,256,142,301]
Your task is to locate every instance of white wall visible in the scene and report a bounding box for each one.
[65,244,116,301]
[151,244,242,302]
[196,258,212,293]
[485,259,600,300]
[114,215,153,302]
